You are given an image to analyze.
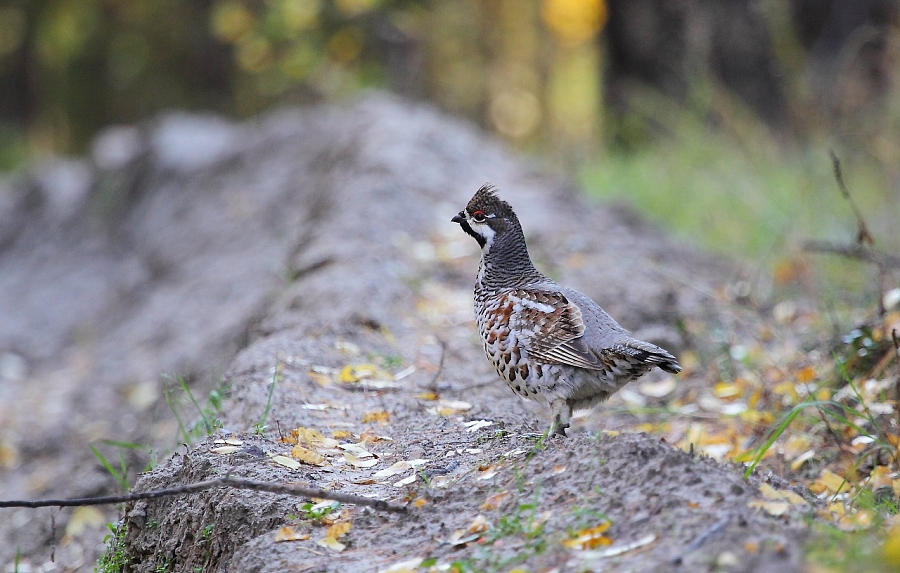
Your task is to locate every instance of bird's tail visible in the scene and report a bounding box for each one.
[616,339,682,374]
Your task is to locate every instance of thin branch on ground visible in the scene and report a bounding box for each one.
[0,476,407,513]
[427,338,447,391]
[802,241,900,270]
[829,150,874,246]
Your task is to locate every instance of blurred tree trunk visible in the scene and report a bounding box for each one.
[604,0,788,128]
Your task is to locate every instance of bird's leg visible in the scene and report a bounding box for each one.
[550,399,571,437]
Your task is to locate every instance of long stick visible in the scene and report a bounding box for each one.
[0,476,406,513]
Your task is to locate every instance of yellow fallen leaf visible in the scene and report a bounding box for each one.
[344,452,378,468]
[413,498,427,508]
[748,500,790,516]
[274,526,310,542]
[836,509,873,531]
[713,381,742,399]
[340,364,391,383]
[308,370,332,386]
[563,523,613,549]
[812,469,850,495]
[781,434,811,458]
[759,483,807,506]
[271,454,301,470]
[332,430,352,439]
[362,410,390,424]
[317,536,346,552]
[416,392,439,401]
[481,491,511,510]
[326,521,351,539]
[467,515,489,534]
[866,466,894,490]
[796,365,816,383]
[291,445,326,466]
[292,427,339,448]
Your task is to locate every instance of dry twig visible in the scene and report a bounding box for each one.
[0,476,406,513]
[829,150,874,246]
[802,241,900,271]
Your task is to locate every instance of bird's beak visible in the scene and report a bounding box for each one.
[451,211,466,224]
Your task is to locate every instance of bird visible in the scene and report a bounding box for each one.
[452,184,681,436]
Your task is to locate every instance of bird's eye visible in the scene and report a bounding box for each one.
[472,210,486,222]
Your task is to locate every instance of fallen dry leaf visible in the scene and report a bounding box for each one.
[292,427,339,448]
[759,483,808,506]
[563,523,613,550]
[748,499,790,516]
[584,534,656,558]
[430,475,451,488]
[338,443,374,458]
[326,521,351,538]
[378,558,424,573]
[463,420,493,432]
[477,464,500,480]
[210,445,241,455]
[810,469,850,495]
[343,452,379,468]
[317,521,351,552]
[271,454,301,470]
[362,410,390,424]
[393,474,417,487]
[447,529,481,547]
[273,526,310,542]
[467,514,489,534]
[373,459,427,478]
[291,445,326,466]
[481,491,511,510]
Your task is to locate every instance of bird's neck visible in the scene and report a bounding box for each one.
[477,225,543,291]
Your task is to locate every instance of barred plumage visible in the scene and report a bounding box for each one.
[452,185,681,436]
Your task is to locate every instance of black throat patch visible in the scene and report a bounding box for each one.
[458,220,487,248]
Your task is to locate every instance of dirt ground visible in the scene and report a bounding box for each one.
[1,95,811,572]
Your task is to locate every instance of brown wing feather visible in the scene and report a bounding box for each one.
[507,288,604,370]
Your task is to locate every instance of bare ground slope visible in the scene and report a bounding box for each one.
[1,94,806,572]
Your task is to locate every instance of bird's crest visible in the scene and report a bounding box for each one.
[465,184,517,220]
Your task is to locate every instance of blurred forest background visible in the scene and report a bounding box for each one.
[1,0,898,279]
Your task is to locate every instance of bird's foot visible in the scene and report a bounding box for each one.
[550,421,569,438]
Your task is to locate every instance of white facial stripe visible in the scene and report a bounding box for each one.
[474,222,496,251]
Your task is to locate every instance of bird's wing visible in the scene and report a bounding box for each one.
[507,287,605,370]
